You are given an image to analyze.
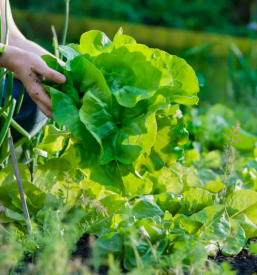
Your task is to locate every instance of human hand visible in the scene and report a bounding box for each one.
[2,46,66,118]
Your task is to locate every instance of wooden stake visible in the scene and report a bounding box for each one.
[8,136,32,234]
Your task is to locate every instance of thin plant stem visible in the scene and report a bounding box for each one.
[130,234,144,270]
[0,98,12,116]
[51,25,59,59]
[0,136,29,166]
[4,0,8,44]
[0,0,10,162]
[0,98,15,148]
[0,109,31,140]
[31,132,42,181]
[1,128,10,166]
[60,0,70,60]
[0,71,13,164]
[0,69,8,79]
[2,71,13,109]
[8,136,32,234]
[15,84,25,116]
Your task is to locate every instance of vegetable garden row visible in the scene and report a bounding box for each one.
[1,28,257,275]
[1,0,257,272]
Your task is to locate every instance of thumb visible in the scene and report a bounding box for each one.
[35,62,66,84]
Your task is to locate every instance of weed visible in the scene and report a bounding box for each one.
[220,121,241,200]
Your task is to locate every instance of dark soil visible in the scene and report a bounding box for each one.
[74,235,257,275]
[72,234,93,259]
[212,248,257,275]
[15,234,257,275]
[72,234,109,275]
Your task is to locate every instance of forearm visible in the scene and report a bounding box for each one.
[1,0,62,62]
[8,36,64,67]
[9,34,53,57]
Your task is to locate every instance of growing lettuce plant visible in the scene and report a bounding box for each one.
[42,28,199,195]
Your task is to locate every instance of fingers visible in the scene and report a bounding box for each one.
[36,101,53,119]
[34,89,52,111]
[36,62,66,84]
[19,53,65,119]
[26,82,53,118]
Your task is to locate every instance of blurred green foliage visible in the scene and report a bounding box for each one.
[11,0,252,37]
[10,0,257,108]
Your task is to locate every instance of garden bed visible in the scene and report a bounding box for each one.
[71,234,257,275]
[213,249,257,275]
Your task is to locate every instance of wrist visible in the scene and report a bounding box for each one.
[0,44,25,72]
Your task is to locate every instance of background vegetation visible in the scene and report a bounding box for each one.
[11,0,253,37]
[9,0,257,107]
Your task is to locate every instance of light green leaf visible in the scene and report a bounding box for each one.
[184,149,200,166]
[152,49,199,96]
[93,52,157,108]
[79,91,163,164]
[174,214,203,235]
[145,114,189,171]
[220,218,246,256]
[80,30,112,55]
[225,190,257,224]
[191,205,230,242]
[69,56,112,105]
[108,45,162,107]
[234,213,257,239]
[117,162,153,197]
[169,95,199,105]
[124,235,168,270]
[34,158,81,204]
[8,180,46,216]
[41,55,64,74]
[136,217,166,242]
[180,188,215,215]
[61,83,81,108]
[202,151,222,169]
[110,214,135,232]
[100,194,127,216]
[94,232,123,258]
[0,207,25,224]
[249,243,257,254]
[182,172,203,191]
[131,198,164,219]
[227,128,257,152]
[204,181,223,194]
[153,192,182,215]
[46,86,100,154]
[65,43,83,54]
[0,45,5,54]
[197,168,218,185]
[146,167,183,194]
[111,28,136,49]
[58,45,80,61]
[36,125,70,154]
[77,144,124,191]
[0,164,31,185]
[162,237,207,270]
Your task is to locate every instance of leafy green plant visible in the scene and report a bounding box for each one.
[41,28,199,197]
